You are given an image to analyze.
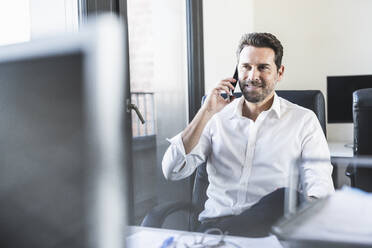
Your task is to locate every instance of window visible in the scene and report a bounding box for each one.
[0,0,78,47]
[0,1,31,46]
[127,0,190,227]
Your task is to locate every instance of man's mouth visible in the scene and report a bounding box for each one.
[244,84,263,90]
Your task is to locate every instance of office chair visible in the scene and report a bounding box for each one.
[345,88,372,192]
[141,90,327,231]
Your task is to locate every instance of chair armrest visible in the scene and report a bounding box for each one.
[141,201,196,228]
[345,164,355,177]
[345,164,356,187]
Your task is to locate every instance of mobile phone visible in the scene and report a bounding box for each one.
[228,66,239,101]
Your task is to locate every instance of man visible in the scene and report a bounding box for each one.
[162,33,334,236]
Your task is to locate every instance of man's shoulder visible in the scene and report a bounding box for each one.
[278,96,315,120]
[202,97,241,131]
[217,97,241,119]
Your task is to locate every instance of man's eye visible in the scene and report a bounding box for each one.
[259,65,270,71]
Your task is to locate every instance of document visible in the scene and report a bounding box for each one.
[127,229,283,248]
[273,186,372,245]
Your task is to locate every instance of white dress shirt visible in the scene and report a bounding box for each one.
[162,93,335,221]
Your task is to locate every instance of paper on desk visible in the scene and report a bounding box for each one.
[126,229,283,248]
[285,186,372,245]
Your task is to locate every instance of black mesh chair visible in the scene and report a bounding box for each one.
[345,88,372,192]
[142,90,327,230]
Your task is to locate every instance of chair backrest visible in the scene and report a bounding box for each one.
[353,88,372,155]
[190,90,327,230]
[276,90,326,137]
[352,88,372,191]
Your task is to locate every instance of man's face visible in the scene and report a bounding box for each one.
[238,46,284,103]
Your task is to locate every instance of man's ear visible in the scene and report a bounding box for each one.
[277,65,285,82]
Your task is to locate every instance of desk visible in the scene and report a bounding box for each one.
[127,226,286,247]
[128,226,365,248]
[328,142,353,158]
[328,142,353,188]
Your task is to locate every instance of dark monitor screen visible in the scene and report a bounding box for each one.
[327,75,372,123]
[0,53,86,247]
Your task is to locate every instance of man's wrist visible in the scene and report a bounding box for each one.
[200,105,217,118]
[307,195,318,202]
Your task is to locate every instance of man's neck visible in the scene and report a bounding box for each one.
[242,93,275,121]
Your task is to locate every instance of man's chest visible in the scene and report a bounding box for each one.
[209,116,303,164]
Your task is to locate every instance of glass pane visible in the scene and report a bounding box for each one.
[29,0,78,39]
[0,1,31,46]
[0,0,79,47]
[127,0,190,228]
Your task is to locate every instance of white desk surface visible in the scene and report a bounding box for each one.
[127,226,286,248]
[328,141,353,158]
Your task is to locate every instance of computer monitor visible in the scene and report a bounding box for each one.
[0,16,130,247]
[327,74,372,123]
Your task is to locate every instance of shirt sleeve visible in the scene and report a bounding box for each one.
[300,112,335,198]
[162,121,212,181]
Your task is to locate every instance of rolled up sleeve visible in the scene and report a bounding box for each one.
[162,124,212,181]
[300,112,335,198]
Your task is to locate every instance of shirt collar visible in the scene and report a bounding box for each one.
[271,92,281,118]
[229,92,281,119]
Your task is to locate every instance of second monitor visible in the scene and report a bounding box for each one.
[327,74,372,123]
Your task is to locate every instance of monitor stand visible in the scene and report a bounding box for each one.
[328,141,353,158]
[344,143,354,149]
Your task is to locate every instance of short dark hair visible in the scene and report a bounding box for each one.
[236,32,283,70]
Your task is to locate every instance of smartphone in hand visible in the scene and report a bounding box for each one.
[228,67,239,101]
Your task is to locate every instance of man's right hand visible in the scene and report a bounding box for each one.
[202,78,237,115]
[181,78,236,154]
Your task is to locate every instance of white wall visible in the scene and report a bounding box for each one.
[203,0,254,93]
[0,1,30,46]
[204,0,372,142]
[30,0,78,39]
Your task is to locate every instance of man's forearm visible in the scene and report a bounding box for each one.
[181,107,215,154]
[181,78,235,154]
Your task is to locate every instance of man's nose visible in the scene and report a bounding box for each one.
[247,67,260,81]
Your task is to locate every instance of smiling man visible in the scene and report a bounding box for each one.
[162,33,334,237]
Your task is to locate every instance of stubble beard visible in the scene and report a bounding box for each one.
[239,79,274,103]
